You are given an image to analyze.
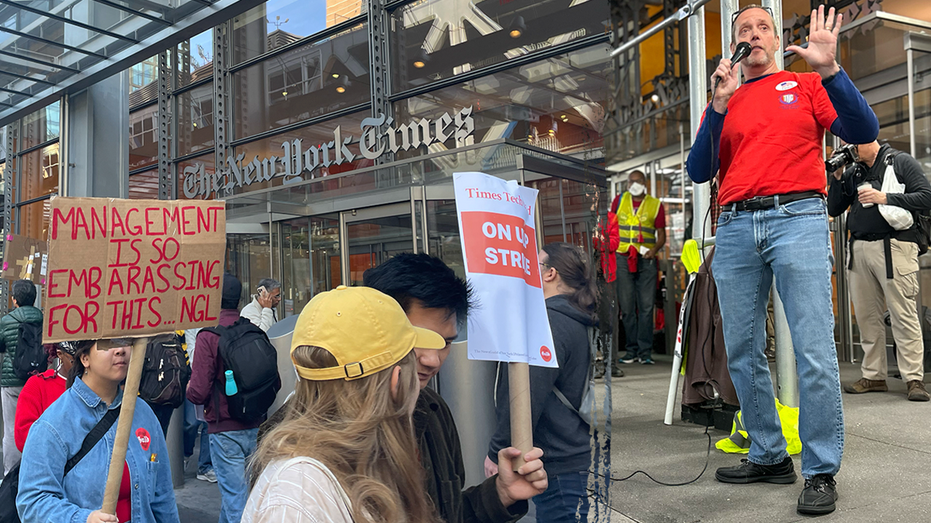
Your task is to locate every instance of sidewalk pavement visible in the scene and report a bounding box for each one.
[175,456,222,522]
[601,354,931,522]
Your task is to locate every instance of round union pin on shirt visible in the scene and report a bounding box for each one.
[136,427,151,451]
[775,81,798,91]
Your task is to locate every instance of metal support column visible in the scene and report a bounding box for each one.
[903,32,931,158]
[1,124,16,314]
[214,23,230,192]
[762,0,785,70]
[157,51,172,200]
[773,285,799,407]
[367,0,392,169]
[758,0,798,402]
[720,0,738,57]
[688,6,710,244]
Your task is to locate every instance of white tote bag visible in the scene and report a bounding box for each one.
[878,159,914,231]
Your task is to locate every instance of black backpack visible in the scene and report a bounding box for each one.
[12,321,46,382]
[139,333,191,409]
[205,318,280,423]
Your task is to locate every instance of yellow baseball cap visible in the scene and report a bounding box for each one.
[291,285,446,381]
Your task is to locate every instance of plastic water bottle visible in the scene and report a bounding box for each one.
[225,370,238,396]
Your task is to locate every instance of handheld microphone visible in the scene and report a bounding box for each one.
[714,42,753,90]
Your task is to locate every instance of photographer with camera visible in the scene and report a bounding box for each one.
[685,4,878,515]
[827,140,931,402]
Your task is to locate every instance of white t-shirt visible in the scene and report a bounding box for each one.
[243,457,355,523]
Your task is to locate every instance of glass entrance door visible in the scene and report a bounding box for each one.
[340,202,416,286]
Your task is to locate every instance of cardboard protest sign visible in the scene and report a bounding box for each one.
[1,234,48,282]
[43,197,226,343]
[453,172,556,367]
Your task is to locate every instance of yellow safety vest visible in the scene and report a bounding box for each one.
[616,193,661,253]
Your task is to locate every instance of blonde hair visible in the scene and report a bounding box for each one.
[251,347,435,523]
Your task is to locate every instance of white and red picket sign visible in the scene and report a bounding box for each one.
[454,172,556,368]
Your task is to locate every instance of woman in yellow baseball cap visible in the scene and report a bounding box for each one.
[244,285,446,523]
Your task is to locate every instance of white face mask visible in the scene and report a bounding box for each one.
[628,182,646,197]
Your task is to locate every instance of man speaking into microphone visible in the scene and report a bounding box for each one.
[686,4,878,516]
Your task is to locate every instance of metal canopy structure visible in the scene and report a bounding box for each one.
[0,0,264,126]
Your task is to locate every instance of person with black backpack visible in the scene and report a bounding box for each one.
[828,139,931,402]
[187,273,280,523]
[0,279,43,476]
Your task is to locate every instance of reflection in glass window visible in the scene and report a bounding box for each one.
[178,29,215,88]
[130,106,158,171]
[17,199,51,241]
[20,143,59,201]
[394,45,611,157]
[177,84,216,156]
[128,170,159,200]
[130,56,160,106]
[232,24,370,139]
[22,101,60,150]
[232,0,342,64]
[391,0,609,92]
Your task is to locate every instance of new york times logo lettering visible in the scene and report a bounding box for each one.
[183,107,476,199]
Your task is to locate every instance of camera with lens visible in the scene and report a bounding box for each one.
[825,143,860,172]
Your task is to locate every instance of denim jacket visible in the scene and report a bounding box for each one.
[17,377,180,523]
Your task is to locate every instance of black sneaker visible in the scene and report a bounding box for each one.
[797,474,837,515]
[715,457,797,484]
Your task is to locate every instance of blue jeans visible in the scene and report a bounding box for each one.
[712,197,844,478]
[210,428,258,523]
[616,254,657,359]
[533,471,589,523]
[184,399,212,473]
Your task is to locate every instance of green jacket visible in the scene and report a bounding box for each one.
[0,305,44,388]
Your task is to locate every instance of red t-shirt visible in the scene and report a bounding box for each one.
[717,70,838,205]
[117,463,131,523]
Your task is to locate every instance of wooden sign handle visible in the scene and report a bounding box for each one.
[508,361,533,471]
[101,337,149,514]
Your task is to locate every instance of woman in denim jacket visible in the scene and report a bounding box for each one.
[16,339,179,523]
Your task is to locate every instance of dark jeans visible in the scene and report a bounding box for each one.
[616,254,657,360]
[533,471,589,523]
[183,399,212,473]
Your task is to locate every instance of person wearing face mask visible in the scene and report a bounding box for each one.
[827,140,931,402]
[611,170,666,366]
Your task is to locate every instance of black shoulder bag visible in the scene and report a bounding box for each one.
[0,406,122,523]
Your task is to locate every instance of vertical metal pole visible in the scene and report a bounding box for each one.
[762,0,784,70]
[721,0,737,58]
[59,95,69,197]
[773,285,799,408]
[759,0,798,399]
[157,51,171,201]
[1,124,15,314]
[215,24,230,191]
[368,0,392,165]
[689,7,710,244]
[558,181,567,241]
[906,47,916,157]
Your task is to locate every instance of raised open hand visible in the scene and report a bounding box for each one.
[786,5,842,77]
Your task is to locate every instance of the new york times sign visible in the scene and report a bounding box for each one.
[183,107,475,200]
